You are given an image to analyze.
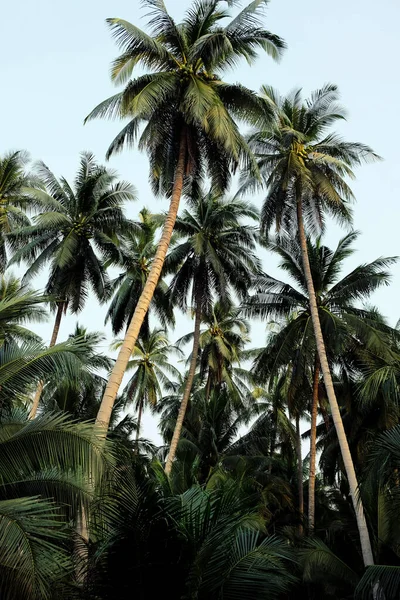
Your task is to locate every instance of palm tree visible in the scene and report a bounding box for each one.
[0,150,37,271]
[163,192,260,473]
[180,301,254,402]
[106,207,173,337]
[0,273,48,345]
[85,0,285,430]
[8,152,135,417]
[246,232,396,534]
[241,75,383,563]
[113,328,181,449]
[242,83,381,565]
[40,325,113,419]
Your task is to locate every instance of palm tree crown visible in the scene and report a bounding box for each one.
[0,150,37,271]
[242,84,379,236]
[86,0,285,195]
[9,152,136,313]
[106,208,173,336]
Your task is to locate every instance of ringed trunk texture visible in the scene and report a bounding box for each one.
[308,355,320,533]
[165,301,202,475]
[296,198,374,566]
[29,301,64,419]
[295,414,304,535]
[96,133,187,431]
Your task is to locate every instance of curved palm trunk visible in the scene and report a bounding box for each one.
[29,301,64,419]
[165,301,202,475]
[134,398,144,455]
[296,198,374,566]
[308,355,320,533]
[96,133,187,431]
[295,413,304,535]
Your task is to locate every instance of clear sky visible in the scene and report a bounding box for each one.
[1,0,399,441]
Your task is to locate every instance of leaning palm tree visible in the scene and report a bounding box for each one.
[246,231,396,533]
[0,150,37,271]
[164,191,260,473]
[85,0,285,430]
[8,152,135,417]
[106,208,173,337]
[241,84,380,565]
[113,328,181,449]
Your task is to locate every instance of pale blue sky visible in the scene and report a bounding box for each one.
[1,0,399,440]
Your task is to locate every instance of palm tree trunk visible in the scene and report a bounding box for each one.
[96,132,187,431]
[308,354,320,533]
[296,198,374,566]
[134,398,144,455]
[29,301,64,419]
[295,413,304,535]
[165,301,202,475]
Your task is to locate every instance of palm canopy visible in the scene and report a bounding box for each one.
[85,0,285,195]
[245,232,397,380]
[178,301,253,401]
[241,84,379,236]
[8,152,136,313]
[0,274,48,345]
[164,190,261,313]
[0,150,38,271]
[40,325,113,418]
[115,328,182,412]
[106,208,174,335]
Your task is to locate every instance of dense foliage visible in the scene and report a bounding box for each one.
[1,1,399,599]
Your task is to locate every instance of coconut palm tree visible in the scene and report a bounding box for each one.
[113,328,181,449]
[163,191,261,473]
[246,232,396,533]
[85,0,285,431]
[105,208,173,337]
[0,150,38,271]
[241,75,387,562]
[179,301,254,402]
[8,152,135,417]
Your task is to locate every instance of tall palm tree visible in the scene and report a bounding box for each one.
[0,150,37,271]
[242,73,382,562]
[164,192,260,473]
[246,232,396,534]
[85,0,285,430]
[8,152,135,417]
[113,328,181,449]
[106,208,173,337]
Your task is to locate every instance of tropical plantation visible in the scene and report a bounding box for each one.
[1,0,400,598]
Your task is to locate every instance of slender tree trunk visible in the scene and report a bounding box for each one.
[296,198,374,566]
[308,355,320,533]
[29,301,64,419]
[295,413,304,535]
[165,301,202,475]
[96,132,187,431]
[134,398,144,455]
